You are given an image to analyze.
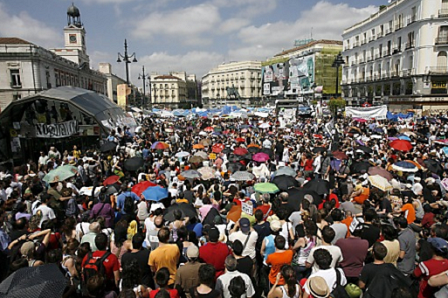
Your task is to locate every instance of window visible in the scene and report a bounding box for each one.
[437,52,447,70]
[46,71,51,89]
[397,37,402,51]
[10,69,21,87]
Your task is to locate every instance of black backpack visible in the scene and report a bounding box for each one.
[81,251,111,294]
[331,269,350,298]
[363,264,413,298]
[123,195,135,214]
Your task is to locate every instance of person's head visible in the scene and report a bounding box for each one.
[173,209,182,221]
[306,276,330,298]
[158,227,171,244]
[394,216,408,230]
[321,226,336,244]
[390,287,414,298]
[154,215,164,228]
[372,242,387,261]
[331,208,343,222]
[87,275,105,297]
[363,208,377,222]
[94,233,108,251]
[118,289,137,298]
[224,255,238,272]
[254,209,264,223]
[381,224,398,241]
[313,248,333,270]
[229,276,246,298]
[274,235,286,250]
[279,192,289,202]
[304,220,318,237]
[232,240,244,257]
[239,218,250,234]
[131,233,144,250]
[186,245,199,262]
[198,264,215,287]
[281,265,298,298]
[89,222,101,234]
[155,267,170,288]
[208,227,220,243]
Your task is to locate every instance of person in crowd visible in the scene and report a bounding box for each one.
[215,255,255,298]
[199,226,231,278]
[175,245,202,297]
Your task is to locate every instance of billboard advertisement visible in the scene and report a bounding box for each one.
[289,55,315,94]
[262,58,289,96]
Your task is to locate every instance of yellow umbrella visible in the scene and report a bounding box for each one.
[368,175,393,192]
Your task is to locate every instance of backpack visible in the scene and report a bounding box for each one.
[81,251,111,294]
[363,264,413,298]
[123,194,135,214]
[331,269,350,298]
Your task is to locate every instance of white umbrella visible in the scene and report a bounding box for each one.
[231,171,255,181]
[368,175,392,192]
[175,151,190,158]
[259,123,270,129]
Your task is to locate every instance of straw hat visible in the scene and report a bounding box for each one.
[306,276,330,298]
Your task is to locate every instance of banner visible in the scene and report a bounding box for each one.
[35,120,79,138]
[345,105,388,120]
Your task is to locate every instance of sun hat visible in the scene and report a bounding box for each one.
[306,276,330,298]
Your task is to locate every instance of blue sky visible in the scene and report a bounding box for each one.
[0,0,385,84]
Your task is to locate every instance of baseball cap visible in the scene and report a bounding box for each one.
[239,218,250,233]
[428,237,448,253]
[186,245,199,258]
[208,227,220,242]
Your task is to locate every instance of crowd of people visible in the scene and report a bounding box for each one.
[1,111,448,298]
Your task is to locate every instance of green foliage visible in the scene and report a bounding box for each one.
[311,100,318,105]
[328,97,346,113]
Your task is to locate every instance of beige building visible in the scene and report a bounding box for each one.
[98,63,127,104]
[150,74,187,107]
[201,61,262,107]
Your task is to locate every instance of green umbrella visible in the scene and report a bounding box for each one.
[214,127,222,132]
[254,183,280,194]
[43,165,78,183]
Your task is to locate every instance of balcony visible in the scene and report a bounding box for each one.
[377,33,383,39]
[428,66,448,74]
[391,71,399,78]
[392,48,401,55]
[367,56,373,62]
[383,51,391,57]
[385,28,391,35]
[395,24,403,31]
[375,53,381,59]
[400,69,415,76]
[366,76,372,82]
[439,9,448,18]
[359,58,365,64]
[405,42,415,49]
[435,36,448,45]
[361,39,367,45]
[353,41,359,48]
[382,73,389,79]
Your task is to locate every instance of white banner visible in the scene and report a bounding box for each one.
[35,120,79,138]
[345,105,388,120]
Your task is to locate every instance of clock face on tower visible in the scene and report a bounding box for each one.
[69,34,77,43]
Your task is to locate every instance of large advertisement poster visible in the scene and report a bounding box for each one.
[289,55,315,94]
[262,59,289,96]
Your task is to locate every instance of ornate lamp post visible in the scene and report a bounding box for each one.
[332,52,345,97]
[117,39,137,86]
[138,66,151,109]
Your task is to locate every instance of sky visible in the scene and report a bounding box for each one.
[0,0,386,85]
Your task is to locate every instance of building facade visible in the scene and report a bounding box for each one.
[0,4,107,111]
[262,40,343,103]
[341,0,448,110]
[201,61,262,107]
[150,74,187,108]
[98,63,127,104]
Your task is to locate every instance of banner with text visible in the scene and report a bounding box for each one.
[345,105,388,120]
[35,120,79,138]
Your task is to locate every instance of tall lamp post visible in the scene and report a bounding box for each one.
[332,52,345,98]
[117,39,137,86]
[138,66,151,110]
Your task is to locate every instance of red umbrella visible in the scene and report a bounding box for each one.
[235,137,245,143]
[295,131,303,136]
[390,139,413,152]
[234,147,249,156]
[204,126,214,132]
[103,175,120,186]
[313,134,323,139]
[252,152,270,162]
[132,181,157,197]
[332,151,348,160]
[212,143,225,153]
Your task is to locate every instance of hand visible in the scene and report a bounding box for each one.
[275,272,281,284]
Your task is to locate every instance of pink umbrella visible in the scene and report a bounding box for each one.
[353,118,367,123]
[252,152,270,162]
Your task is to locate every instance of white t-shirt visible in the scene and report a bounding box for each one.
[306,245,344,274]
[34,204,56,228]
[229,231,258,259]
[304,268,347,295]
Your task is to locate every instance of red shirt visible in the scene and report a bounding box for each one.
[414,258,448,298]
[150,288,179,298]
[421,213,435,229]
[199,242,231,278]
[82,250,120,281]
[304,159,314,171]
[256,204,273,219]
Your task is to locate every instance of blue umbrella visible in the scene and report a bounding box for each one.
[398,135,411,141]
[392,161,418,173]
[443,147,448,156]
[142,186,169,202]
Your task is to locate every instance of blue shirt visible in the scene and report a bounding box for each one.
[142,148,150,159]
[116,191,140,214]
[0,228,11,253]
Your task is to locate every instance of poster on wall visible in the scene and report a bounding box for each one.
[261,59,289,96]
[289,55,315,94]
[35,120,79,138]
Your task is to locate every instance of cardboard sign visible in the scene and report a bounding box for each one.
[35,120,78,138]
[242,201,253,216]
[209,153,217,160]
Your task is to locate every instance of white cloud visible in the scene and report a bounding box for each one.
[131,3,221,45]
[219,18,250,34]
[0,2,61,48]
[79,0,136,4]
[212,0,278,18]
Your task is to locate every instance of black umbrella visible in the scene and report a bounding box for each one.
[356,145,372,154]
[424,159,443,176]
[0,264,67,298]
[312,147,326,154]
[222,147,231,154]
[261,148,274,159]
[248,147,261,154]
[351,161,371,174]
[303,178,330,196]
[124,157,144,171]
[104,185,119,195]
[286,187,322,209]
[164,203,198,222]
[227,162,244,173]
[272,175,299,191]
[100,141,117,152]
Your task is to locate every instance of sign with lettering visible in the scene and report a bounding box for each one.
[242,201,253,216]
[35,120,79,138]
[432,81,447,89]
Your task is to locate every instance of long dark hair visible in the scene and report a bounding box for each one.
[281,265,298,298]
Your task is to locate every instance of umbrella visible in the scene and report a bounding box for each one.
[193,144,205,149]
[254,183,280,194]
[234,147,249,156]
[348,126,362,133]
[226,205,242,222]
[200,139,212,147]
[388,137,398,141]
[175,151,190,158]
[356,145,373,154]
[261,148,274,159]
[43,165,78,183]
[151,141,169,150]
[103,175,120,186]
[189,156,204,163]
[390,140,413,152]
[235,137,245,143]
[180,170,202,179]
[351,161,371,174]
[313,134,323,139]
[132,181,157,197]
[272,175,299,191]
[286,188,322,209]
[204,126,214,132]
[199,131,208,137]
[368,175,393,192]
[100,141,117,152]
[424,159,443,176]
[231,171,255,181]
[403,131,418,138]
[124,157,144,171]
[303,178,330,196]
[197,167,215,180]
[330,159,341,171]
[392,161,418,173]
[398,135,412,141]
[252,152,270,162]
[274,167,296,177]
[212,143,225,153]
[164,203,198,221]
[247,143,261,148]
[368,166,393,181]
[248,147,261,154]
[142,186,169,201]
[312,147,326,154]
[404,160,424,170]
[214,127,222,132]
[0,264,67,298]
[227,162,244,173]
[194,151,209,159]
[259,123,270,129]
[332,150,348,160]
[353,118,367,123]
[104,185,119,196]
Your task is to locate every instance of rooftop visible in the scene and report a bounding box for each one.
[154,75,182,80]
[274,39,342,57]
[0,37,33,45]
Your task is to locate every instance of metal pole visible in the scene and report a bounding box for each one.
[124,40,130,86]
[148,76,152,111]
[336,65,339,97]
[142,66,146,108]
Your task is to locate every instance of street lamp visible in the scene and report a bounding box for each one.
[117,39,137,86]
[332,52,345,97]
[138,66,151,110]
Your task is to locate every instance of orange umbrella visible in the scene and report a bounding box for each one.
[193,144,205,149]
[404,160,423,169]
[227,205,242,222]
[247,143,261,148]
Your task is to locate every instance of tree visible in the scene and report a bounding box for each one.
[328,97,346,116]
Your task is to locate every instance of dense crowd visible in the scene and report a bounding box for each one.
[1,111,448,298]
